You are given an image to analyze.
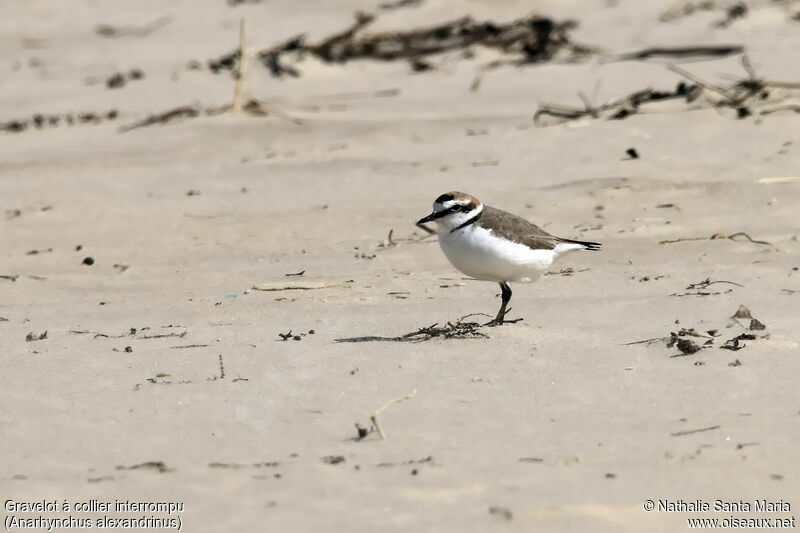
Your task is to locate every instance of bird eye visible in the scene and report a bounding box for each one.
[451,204,462,212]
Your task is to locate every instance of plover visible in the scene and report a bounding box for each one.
[417,191,600,325]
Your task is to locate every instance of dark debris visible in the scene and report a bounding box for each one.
[2,110,118,134]
[335,320,490,343]
[207,13,592,78]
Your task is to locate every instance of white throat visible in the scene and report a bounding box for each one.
[433,203,484,233]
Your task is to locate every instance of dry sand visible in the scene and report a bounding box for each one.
[2,0,799,531]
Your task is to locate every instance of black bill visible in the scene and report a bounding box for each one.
[417,211,444,224]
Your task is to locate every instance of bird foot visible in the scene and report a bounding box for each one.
[484,313,524,327]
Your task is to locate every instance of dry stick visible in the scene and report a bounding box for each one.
[371,389,417,440]
[761,105,800,116]
[670,424,721,437]
[245,96,304,124]
[232,19,249,114]
[415,222,436,235]
[659,232,771,245]
[170,344,210,349]
[118,106,199,132]
[95,15,173,38]
[614,45,743,62]
[741,53,757,81]
[757,176,800,184]
[686,278,744,289]
[727,232,771,245]
[666,63,730,99]
[251,281,349,291]
[621,336,667,346]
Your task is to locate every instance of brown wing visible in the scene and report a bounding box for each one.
[478,206,559,250]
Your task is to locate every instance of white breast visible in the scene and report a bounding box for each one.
[438,225,559,283]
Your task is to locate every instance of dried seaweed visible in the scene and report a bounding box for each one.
[207,13,593,78]
[536,54,800,125]
[612,44,743,62]
[668,55,800,118]
[379,0,424,10]
[1,110,118,134]
[119,98,301,132]
[670,277,742,297]
[721,333,756,351]
[659,0,794,27]
[626,304,767,357]
[336,319,489,343]
[118,106,200,132]
[667,332,702,354]
[116,461,172,473]
[535,82,701,125]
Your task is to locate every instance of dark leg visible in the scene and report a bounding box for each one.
[487,282,522,326]
[496,282,511,323]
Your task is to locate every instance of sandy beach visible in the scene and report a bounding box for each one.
[2,0,799,531]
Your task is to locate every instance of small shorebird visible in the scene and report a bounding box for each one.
[417,191,601,325]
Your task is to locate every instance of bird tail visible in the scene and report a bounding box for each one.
[557,238,601,251]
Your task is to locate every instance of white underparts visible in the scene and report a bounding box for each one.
[437,225,583,283]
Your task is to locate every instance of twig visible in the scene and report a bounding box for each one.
[324,88,400,101]
[218,354,225,379]
[415,222,436,235]
[760,105,800,116]
[252,281,349,291]
[660,232,771,245]
[686,278,744,289]
[95,15,173,38]
[670,424,721,437]
[621,336,666,346]
[244,96,304,124]
[119,106,200,132]
[614,45,743,62]
[757,176,800,184]
[535,82,701,125]
[335,319,490,343]
[726,232,771,245]
[170,344,210,349]
[666,63,730,99]
[660,1,718,22]
[370,389,417,440]
[232,19,249,114]
[140,331,187,339]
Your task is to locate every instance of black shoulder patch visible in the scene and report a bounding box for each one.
[435,193,455,204]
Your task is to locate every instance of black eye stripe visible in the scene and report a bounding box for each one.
[450,203,472,213]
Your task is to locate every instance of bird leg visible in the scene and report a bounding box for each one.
[487,282,522,326]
